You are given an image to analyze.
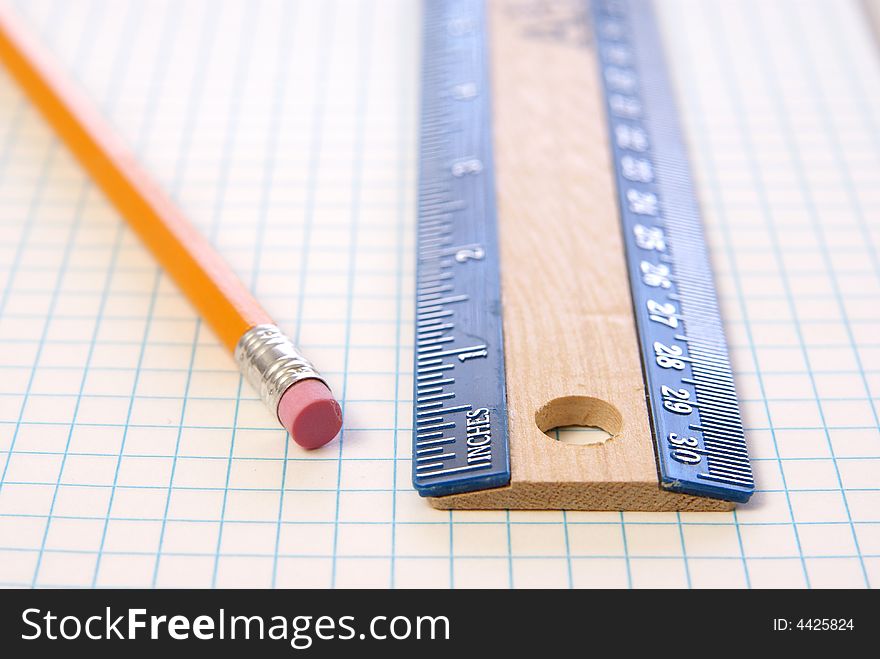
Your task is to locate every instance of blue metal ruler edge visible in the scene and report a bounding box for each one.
[590,0,755,502]
[412,0,510,497]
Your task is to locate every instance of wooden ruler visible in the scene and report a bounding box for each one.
[416,0,752,511]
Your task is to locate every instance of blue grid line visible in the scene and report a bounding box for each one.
[5,513,880,527]
[676,512,692,588]
[151,0,221,588]
[208,0,260,589]
[562,510,573,589]
[89,261,161,587]
[387,0,414,591]
[330,0,373,589]
[620,512,633,588]
[0,171,62,491]
[505,510,513,588]
[447,511,454,588]
[786,6,880,423]
[742,0,870,586]
[209,379,243,584]
[0,0,70,500]
[57,0,152,587]
[12,551,880,564]
[664,0,793,591]
[678,0,813,587]
[29,0,117,586]
[286,0,335,581]
[820,3,880,165]
[11,550,880,560]
[261,0,300,589]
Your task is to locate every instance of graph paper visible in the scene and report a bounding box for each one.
[0,0,877,589]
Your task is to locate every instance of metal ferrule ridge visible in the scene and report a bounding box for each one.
[234,324,326,418]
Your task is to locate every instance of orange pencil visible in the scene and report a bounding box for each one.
[0,5,342,448]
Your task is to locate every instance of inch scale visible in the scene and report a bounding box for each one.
[413,0,510,497]
[413,0,754,503]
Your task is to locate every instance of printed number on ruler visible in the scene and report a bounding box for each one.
[592,0,754,502]
[413,0,510,498]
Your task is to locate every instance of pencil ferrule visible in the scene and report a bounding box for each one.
[235,324,325,417]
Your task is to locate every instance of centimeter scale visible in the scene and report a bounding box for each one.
[413,0,754,510]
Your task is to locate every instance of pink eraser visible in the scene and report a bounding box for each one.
[277,379,342,449]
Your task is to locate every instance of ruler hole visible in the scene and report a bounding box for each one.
[550,425,613,446]
[535,396,622,447]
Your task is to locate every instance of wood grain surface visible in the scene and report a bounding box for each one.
[432,0,733,511]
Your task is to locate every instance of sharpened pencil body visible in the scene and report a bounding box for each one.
[0,5,269,352]
[0,4,342,448]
